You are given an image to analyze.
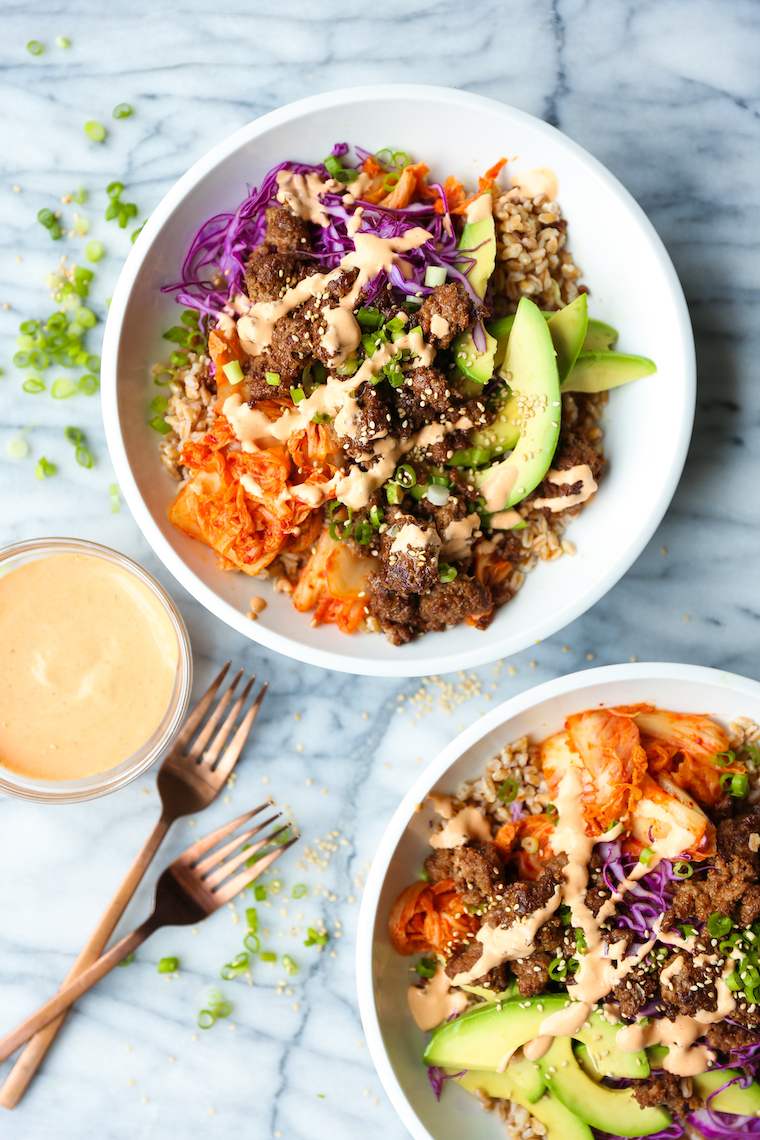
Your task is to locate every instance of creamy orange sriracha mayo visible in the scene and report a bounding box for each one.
[0,554,179,781]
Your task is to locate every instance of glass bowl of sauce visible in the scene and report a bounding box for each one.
[0,538,192,803]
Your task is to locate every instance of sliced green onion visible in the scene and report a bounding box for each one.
[265,371,281,386]
[392,151,409,169]
[245,907,258,932]
[548,957,569,980]
[211,1000,232,1019]
[385,482,402,506]
[109,483,120,513]
[639,846,654,866]
[27,40,44,55]
[721,772,749,798]
[19,319,40,334]
[557,904,572,926]
[180,309,199,327]
[304,927,328,947]
[170,351,189,369]
[207,989,224,1007]
[706,912,733,938]
[725,971,742,992]
[75,306,97,328]
[715,749,737,767]
[369,504,384,529]
[13,351,30,368]
[37,208,61,240]
[107,181,124,200]
[673,861,693,879]
[259,952,276,963]
[336,357,360,376]
[312,412,332,425]
[22,375,45,394]
[497,778,518,804]
[64,425,82,445]
[73,215,90,235]
[353,522,372,545]
[221,953,249,980]
[678,923,697,939]
[574,928,588,951]
[46,312,66,332]
[419,866,431,882]
[85,354,100,373]
[324,154,344,178]
[438,563,457,584]
[113,103,133,119]
[244,932,260,953]
[356,307,383,329]
[55,35,70,48]
[117,950,135,967]
[269,879,282,895]
[290,386,305,404]
[30,350,49,370]
[131,222,146,244]
[72,183,87,204]
[415,957,437,979]
[78,374,99,395]
[153,368,173,387]
[424,266,447,287]
[282,955,298,976]
[222,360,244,385]
[197,1010,215,1029]
[328,501,353,543]
[51,377,77,399]
[84,121,106,142]
[149,416,172,435]
[291,884,307,900]
[254,884,267,901]
[17,334,34,351]
[157,957,178,974]
[85,240,104,262]
[151,395,169,415]
[395,464,416,488]
[546,804,559,826]
[75,445,94,468]
[6,424,35,459]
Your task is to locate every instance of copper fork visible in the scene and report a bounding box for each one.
[0,662,267,1110]
[0,809,298,1064]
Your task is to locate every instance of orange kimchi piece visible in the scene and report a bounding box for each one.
[292,528,379,634]
[633,708,738,808]
[389,879,480,957]
[493,816,556,881]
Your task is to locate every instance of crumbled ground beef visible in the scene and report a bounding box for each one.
[416,282,478,349]
[509,951,556,997]
[416,576,491,630]
[424,842,506,912]
[531,430,603,508]
[245,244,312,303]
[444,942,511,991]
[611,962,659,1020]
[376,511,441,597]
[339,381,393,459]
[669,805,760,927]
[262,205,311,252]
[393,366,451,432]
[631,1072,703,1117]
[242,355,292,400]
[706,1020,760,1056]
[483,857,566,929]
[658,951,719,1019]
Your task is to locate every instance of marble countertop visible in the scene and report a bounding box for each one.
[1,2,759,1138]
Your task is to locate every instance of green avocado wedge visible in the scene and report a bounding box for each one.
[422,995,649,1080]
[547,294,587,384]
[450,211,497,382]
[450,1069,592,1140]
[582,318,618,351]
[459,980,520,1003]
[538,1036,671,1136]
[446,384,520,468]
[456,214,496,301]
[471,298,560,511]
[486,311,618,370]
[563,350,656,393]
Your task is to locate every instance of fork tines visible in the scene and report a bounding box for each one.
[179,664,269,780]
[173,807,299,907]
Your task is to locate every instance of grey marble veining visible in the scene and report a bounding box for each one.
[0,1,759,1137]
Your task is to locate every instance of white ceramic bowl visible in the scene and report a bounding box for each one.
[102,85,695,677]
[356,662,760,1140]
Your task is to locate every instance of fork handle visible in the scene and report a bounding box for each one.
[0,813,171,1109]
[0,918,158,1066]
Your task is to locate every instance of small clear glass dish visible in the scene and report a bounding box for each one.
[0,537,192,804]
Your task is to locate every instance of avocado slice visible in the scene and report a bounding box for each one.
[472,298,561,511]
[648,1048,760,1115]
[582,318,618,351]
[563,350,656,393]
[547,294,587,385]
[452,324,498,384]
[538,1036,671,1136]
[450,212,497,381]
[457,215,496,301]
[423,995,649,1079]
[460,979,520,1002]
[451,1069,593,1140]
[447,384,520,468]
[487,312,619,369]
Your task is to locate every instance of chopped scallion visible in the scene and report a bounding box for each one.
[259,952,276,963]
[672,861,693,879]
[157,957,178,974]
[84,121,107,142]
[639,846,654,866]
[197,1010,215,1029]
[75,306,97,328]
[222,360,244,385]
[304,927,328,947]
[282,955,298,976]
[254,884,266,901]
[415,957,437,979]
[497,778,518,804]
[438,563,457,584]
[244,932,260,953]
[113,103,133,119]
[109,483,120,513]
[55,35,70,48]
[27,40,44,56]
[22,375,45,394]
[221,953,249,980]
[51,377,77,399]
[78,374,99,395]
[706,912,733,938]
[290,386,305,404]
[265,370,280,386]
[291,884,307,899]
[424,266,447,287]
[149,416,172,435]
[117,950,135,967]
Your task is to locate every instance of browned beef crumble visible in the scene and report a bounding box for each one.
[631,1072,703,1117]
[416,282,480,349]
[375,510,441,597]
[668,806,760,927]
[424,842,506,912]
[530,430,604,510]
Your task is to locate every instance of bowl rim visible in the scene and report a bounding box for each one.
[0,536,192,803]
[355,660,760,1140]
[101,83,696,678]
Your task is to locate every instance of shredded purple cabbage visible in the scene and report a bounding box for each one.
[162,143,484,322]
[427,1066,466,1101]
